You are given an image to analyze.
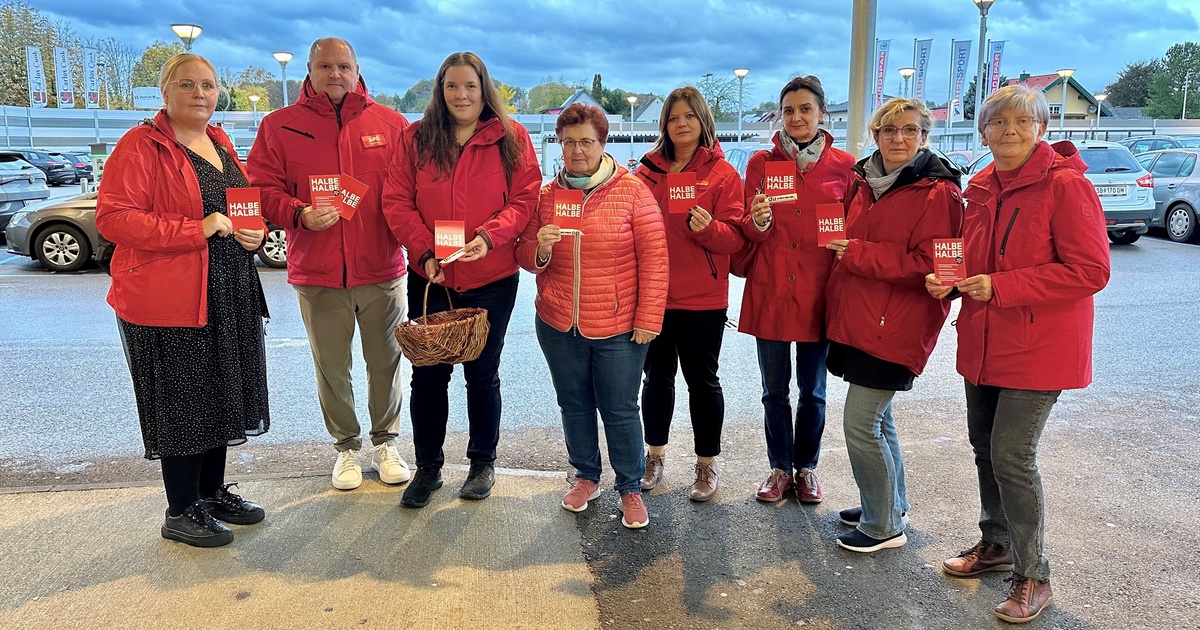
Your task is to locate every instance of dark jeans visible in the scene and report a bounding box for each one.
[407,271,519,470]
[161,445,227,516]
[641,308,727,457]
[756,339,828,472]
[965,380,1061,581]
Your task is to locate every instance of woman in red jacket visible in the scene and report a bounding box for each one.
[823,98,963,554]
[516,104,668,529]
[96,54,268,548]
[740,76,856,504]
[382,52,541,509]
[635,87,745,502]
[927,85,1110,624]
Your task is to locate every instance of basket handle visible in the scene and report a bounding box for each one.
[420,282,455,324]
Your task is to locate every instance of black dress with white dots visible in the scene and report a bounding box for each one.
[118,146,270,460]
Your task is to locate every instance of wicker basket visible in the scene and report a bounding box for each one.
[394,283,490,367]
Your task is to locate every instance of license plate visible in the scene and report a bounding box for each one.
[1094,185,1127,197]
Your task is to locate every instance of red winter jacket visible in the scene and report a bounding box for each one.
[825,149,964,375]
[635,142,745,310]
[956,141,1110,391]
[515,164,669,337]
[382,116,541,292]
[247,77,409,289]
[96,110,244,327]
[738,130,857,341]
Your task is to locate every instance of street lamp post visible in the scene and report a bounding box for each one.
[627,95,638,162]
[734,67,749,148]
[898,67,915,98]
[170,23,203,51]
[273,51,293,107]
[1057,68,1075,137]
[971,0,995,156]
[1094,93,1107,139]
[249,94,260,127]
[1183,73,1192,120]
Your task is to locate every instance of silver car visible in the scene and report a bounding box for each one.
[0,154,51,232]
[1136,149,1200,243]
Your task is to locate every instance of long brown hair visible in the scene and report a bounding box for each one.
[415,51,523,182]
[652,86,716,162]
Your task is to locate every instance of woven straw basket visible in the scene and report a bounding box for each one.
[394,284,490,367]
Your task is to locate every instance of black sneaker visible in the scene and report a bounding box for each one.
[839,506,909,528]
[161,501,234,548]
[459,462,495,500]
[836,528,907,553]
[205,483,266,525]
[401,468,444,508]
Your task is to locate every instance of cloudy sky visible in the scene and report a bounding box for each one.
[31,0,1200,108]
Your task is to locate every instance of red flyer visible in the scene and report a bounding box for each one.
[666,172,697,214]
[309,174,340,214]
[553,189,584,233]
[763,162,796,206]
[933,238,966,284]
[434,220,466,259]
[225,187,265,232]
[815,203,845,246]
[337,173,368,220]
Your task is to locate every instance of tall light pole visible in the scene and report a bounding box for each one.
[249,94,260,127]
[1094,92,1107,139]
[170,23,203,51]
[1183,73,1192,120]
[1057,67,1075,137]
[627,95,638,162]
[273,51,293,107]
[971,0,995,156]
[898,67,915,98]
[734,67,749,148]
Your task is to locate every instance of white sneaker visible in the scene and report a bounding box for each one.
[371,442,411,485]
[332,449,362,490]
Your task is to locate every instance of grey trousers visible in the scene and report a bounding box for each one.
[295,277,407,452]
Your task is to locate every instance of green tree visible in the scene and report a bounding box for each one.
[495,80,518,114]
[87,35,138,109]
[130,40,184,90]
[0,0,74,106]
[232,85,269,112]
[1144,43,1200,119]
[527,78,574,113]
[398,78,433,113]
[1105,60,1159,108]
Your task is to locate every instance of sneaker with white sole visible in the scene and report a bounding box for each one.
[370,443,411,485]
[332,449,362,490]
[836,528,907,553]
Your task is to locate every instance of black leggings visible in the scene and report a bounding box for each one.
[641,308,727,457]
[161,445,228,516]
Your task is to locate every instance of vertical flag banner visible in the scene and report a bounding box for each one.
[26,46,48,108]
[988,41,1006,94]
[84,48,100,109]
[914,39,933,103]
[54,46,73,107]
[950,40,972,123]
[874,39,891,109]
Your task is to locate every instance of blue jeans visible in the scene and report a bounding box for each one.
[407,271,518,470]
[965,380,1061,581]
[756,339,828,472]
[843,384,910,538]
[536,317,648,494]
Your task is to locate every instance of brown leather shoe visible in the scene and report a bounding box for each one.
[755,469,793,503]
[994,575,1053,623]
[942,540,1015,577]
[642,453,665,490]
[794,468,823,504]
[689,461,718,502]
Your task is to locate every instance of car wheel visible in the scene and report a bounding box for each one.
[1108,230,1141,245]
[258,226,287,268]
[34,224,92,272]
[1165,204,1197,243]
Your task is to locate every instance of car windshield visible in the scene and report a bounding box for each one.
[1176,138,1200,148]
[1078,148,1141,174]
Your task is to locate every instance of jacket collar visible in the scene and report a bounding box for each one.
[768,128,835,162]
[973,140,1086,199]
[296,76,373,120]
[145,109,235,154]
[461,116,508,148]
[639,140,725,175]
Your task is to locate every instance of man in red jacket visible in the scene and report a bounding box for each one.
[248,37,411,492]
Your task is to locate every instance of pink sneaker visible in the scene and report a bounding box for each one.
[620,491,649,529]
[561,478,601,512]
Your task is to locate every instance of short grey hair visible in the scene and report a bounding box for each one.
[308,38,358,66]
[977,85,1050,133]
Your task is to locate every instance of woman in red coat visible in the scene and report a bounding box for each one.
[927,85,1110,623]
[740,76,856,504]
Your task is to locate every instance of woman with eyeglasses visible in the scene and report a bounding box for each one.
[516,103,668,528]
[823,97,963,554]
[96,53,269,548]
[926,85,1109,623]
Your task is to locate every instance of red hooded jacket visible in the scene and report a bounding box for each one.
[247,77,409,289]
[635,142,745,310]
[382,116,541,292]
[956,141,1110,390]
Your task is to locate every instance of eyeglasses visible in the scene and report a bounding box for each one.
[878,125,922,139]
[986,117,1038,130]
[171,79,217,94]
[561,139,598,151]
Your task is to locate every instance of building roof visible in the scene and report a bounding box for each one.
[1006,72,1114,117]
[632,96,662,121]
[540,88,602,115]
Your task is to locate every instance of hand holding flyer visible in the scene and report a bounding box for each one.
[435,220,466,261]
[763,162,796,208]
[337,174,368,220]
[225,187,265,232]
[815,203,846,246]
[933,238,966,284]
[666,172,697,214]
[553,189,584,235]
[309,174,340,215]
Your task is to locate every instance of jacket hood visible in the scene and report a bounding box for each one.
[852,147,962,190]
[297,76,373,117]
[638,140,726,175]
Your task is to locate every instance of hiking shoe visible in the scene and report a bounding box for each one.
[755,468,793,503]
[204,483,265,525]
[642,453,665,490]
[161,501,234,548]
[370,442,411,485]
[690,460,718,502]
[561,478,601,512]
[331,449,362,490]
[795,468,823,503]
[459,462,495,500]
[994,575,1053,623]
[620,491,649,529]
[838,506,908,528]
[836,528,907,553]
[943,540,1015,577]
[401,468,443,508]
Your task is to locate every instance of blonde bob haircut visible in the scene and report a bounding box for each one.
[868,98,934,141]
[977,84,1051,133]
[652,86,717,162]
[158,53,220,94]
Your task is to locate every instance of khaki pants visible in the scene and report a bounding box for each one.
[294,277,406,452]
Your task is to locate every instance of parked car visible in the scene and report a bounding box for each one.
[1135,149,1200,243]
[964,140,1155,244]
[0,148,74,186]
[5,192,289,272]
[1171,135,1200,149]
[1119,136,1182,154]
[0,154,51,232]
[723,147,750,180]
[50,151,94,183]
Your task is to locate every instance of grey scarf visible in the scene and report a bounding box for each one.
[778,130,826,173]
[863,152,919,200]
